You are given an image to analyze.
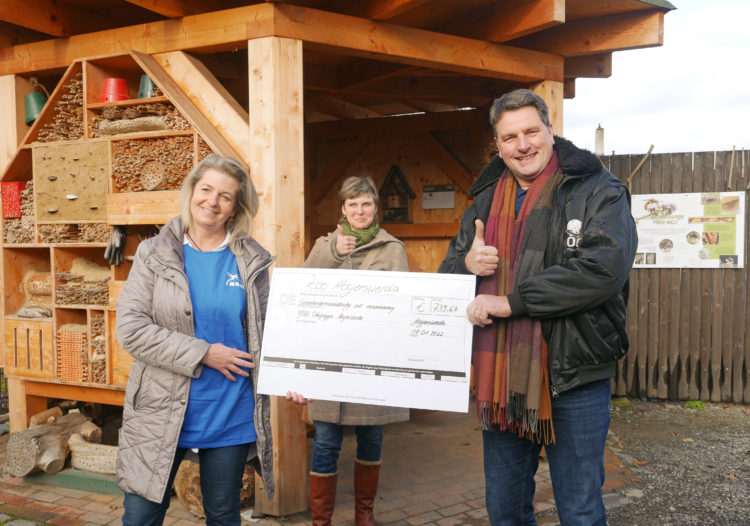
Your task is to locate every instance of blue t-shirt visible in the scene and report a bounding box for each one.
[178,245,257,448]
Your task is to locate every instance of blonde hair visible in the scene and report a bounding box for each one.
[180,154,258,251]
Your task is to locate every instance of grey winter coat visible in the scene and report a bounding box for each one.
[115,216,275,503]
[302,228,410,425]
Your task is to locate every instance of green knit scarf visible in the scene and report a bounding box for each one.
[340,219,380,247]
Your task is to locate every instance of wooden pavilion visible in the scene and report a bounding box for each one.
[0,0,674,514]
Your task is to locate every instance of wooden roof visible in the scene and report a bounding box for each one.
[0,0,675,121]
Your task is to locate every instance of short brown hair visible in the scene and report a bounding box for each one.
[489,89,550,134]
[338,176,379,205]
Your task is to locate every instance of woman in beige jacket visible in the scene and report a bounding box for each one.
[116,155,274,525]
[288,176,409,526]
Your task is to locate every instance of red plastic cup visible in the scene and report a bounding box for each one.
[100,77,129,102]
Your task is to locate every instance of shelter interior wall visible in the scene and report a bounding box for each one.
[309,129,496,272]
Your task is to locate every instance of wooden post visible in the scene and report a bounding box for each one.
[248,36,307,515]
[530,80,563,135]
[1,75,37,432]
[0,74,32,169]
[7,380,48,432]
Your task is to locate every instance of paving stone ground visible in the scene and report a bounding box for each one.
[0,403,632,525]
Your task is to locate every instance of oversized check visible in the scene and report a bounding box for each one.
[257,268,476,412]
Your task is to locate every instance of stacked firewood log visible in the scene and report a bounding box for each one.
[90,102,190,137]
[6,407,117,476]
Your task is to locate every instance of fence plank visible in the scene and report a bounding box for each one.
[632,153,650,398]
[729,149,747,403]
[666,153,682,399]
[696,152,713,400]
[744,149,750,403]
[611,154,633,396]
[707,152,724,402]
[645,155,662,398]
[677,152,693,399]
[654,153,670,398]
[714,151,734,402]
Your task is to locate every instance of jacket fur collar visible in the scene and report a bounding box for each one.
[469,136,602,197]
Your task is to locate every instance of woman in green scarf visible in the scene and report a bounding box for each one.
[291,175,409,526]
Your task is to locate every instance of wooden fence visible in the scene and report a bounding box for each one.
[601,149,749,403]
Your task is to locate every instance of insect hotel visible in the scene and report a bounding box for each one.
[0,0,674,514]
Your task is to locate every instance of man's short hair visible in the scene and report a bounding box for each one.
[489,89,550,134]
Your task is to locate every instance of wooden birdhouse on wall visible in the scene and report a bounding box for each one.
[379,165,415,223]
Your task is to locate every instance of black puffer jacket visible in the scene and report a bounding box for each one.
[438,137,637,395]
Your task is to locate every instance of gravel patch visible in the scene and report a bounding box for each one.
[606,399,750,526]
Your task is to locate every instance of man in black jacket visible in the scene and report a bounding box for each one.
[438,89,636,525]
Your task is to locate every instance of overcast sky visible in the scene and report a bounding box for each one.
[563,0,750,156]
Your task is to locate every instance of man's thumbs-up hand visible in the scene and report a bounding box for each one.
[465,219,499,276]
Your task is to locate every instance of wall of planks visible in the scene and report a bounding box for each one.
[604,149,749,404]
[312,132,749,404]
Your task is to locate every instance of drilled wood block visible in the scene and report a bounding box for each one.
[33,142,108,222]
[4,319,55,379]
[56,324,89,383]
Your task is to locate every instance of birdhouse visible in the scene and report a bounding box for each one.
[379,165,415,223]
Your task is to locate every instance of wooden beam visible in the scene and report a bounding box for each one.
[563,78,575,99]
[413,133,474,194]
[248,36,307,515]
[0,75,32,171]
[0,21,49,48]
[341,75,511,101]
[392,98,461,113]
[131,51,246,163]
[273,4,563,82]
[153,51,250,165]
[564,53,611,78]
[309,108,485,140]
[121,0,238,18]
[512,10,664,57]
[305,97,384,120]
[530,80,563,135]
[448,0,565,43]
[359,0,433,20]
[310,138,369,203]
[305,60,416,100]
[0,0,112,37]
[0,3,276,75]
[0,4,562,82]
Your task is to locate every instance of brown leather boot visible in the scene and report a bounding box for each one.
[354,459,380,526]
[310,472,337,526]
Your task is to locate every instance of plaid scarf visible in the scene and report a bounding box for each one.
[473,153,561,444]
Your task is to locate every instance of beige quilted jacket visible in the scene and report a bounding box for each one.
[302,228,410,425]
[115,216,275,503]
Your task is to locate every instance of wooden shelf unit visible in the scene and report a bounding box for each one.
[1,52,213,429]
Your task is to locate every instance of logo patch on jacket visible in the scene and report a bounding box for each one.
[225,272,244,288]
[565,219,582,249]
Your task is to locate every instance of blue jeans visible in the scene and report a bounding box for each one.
[483,379,611,526]
[122,443,251,526]
[311,421,383,474]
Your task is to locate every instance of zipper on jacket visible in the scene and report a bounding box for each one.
[551,385,559,399]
